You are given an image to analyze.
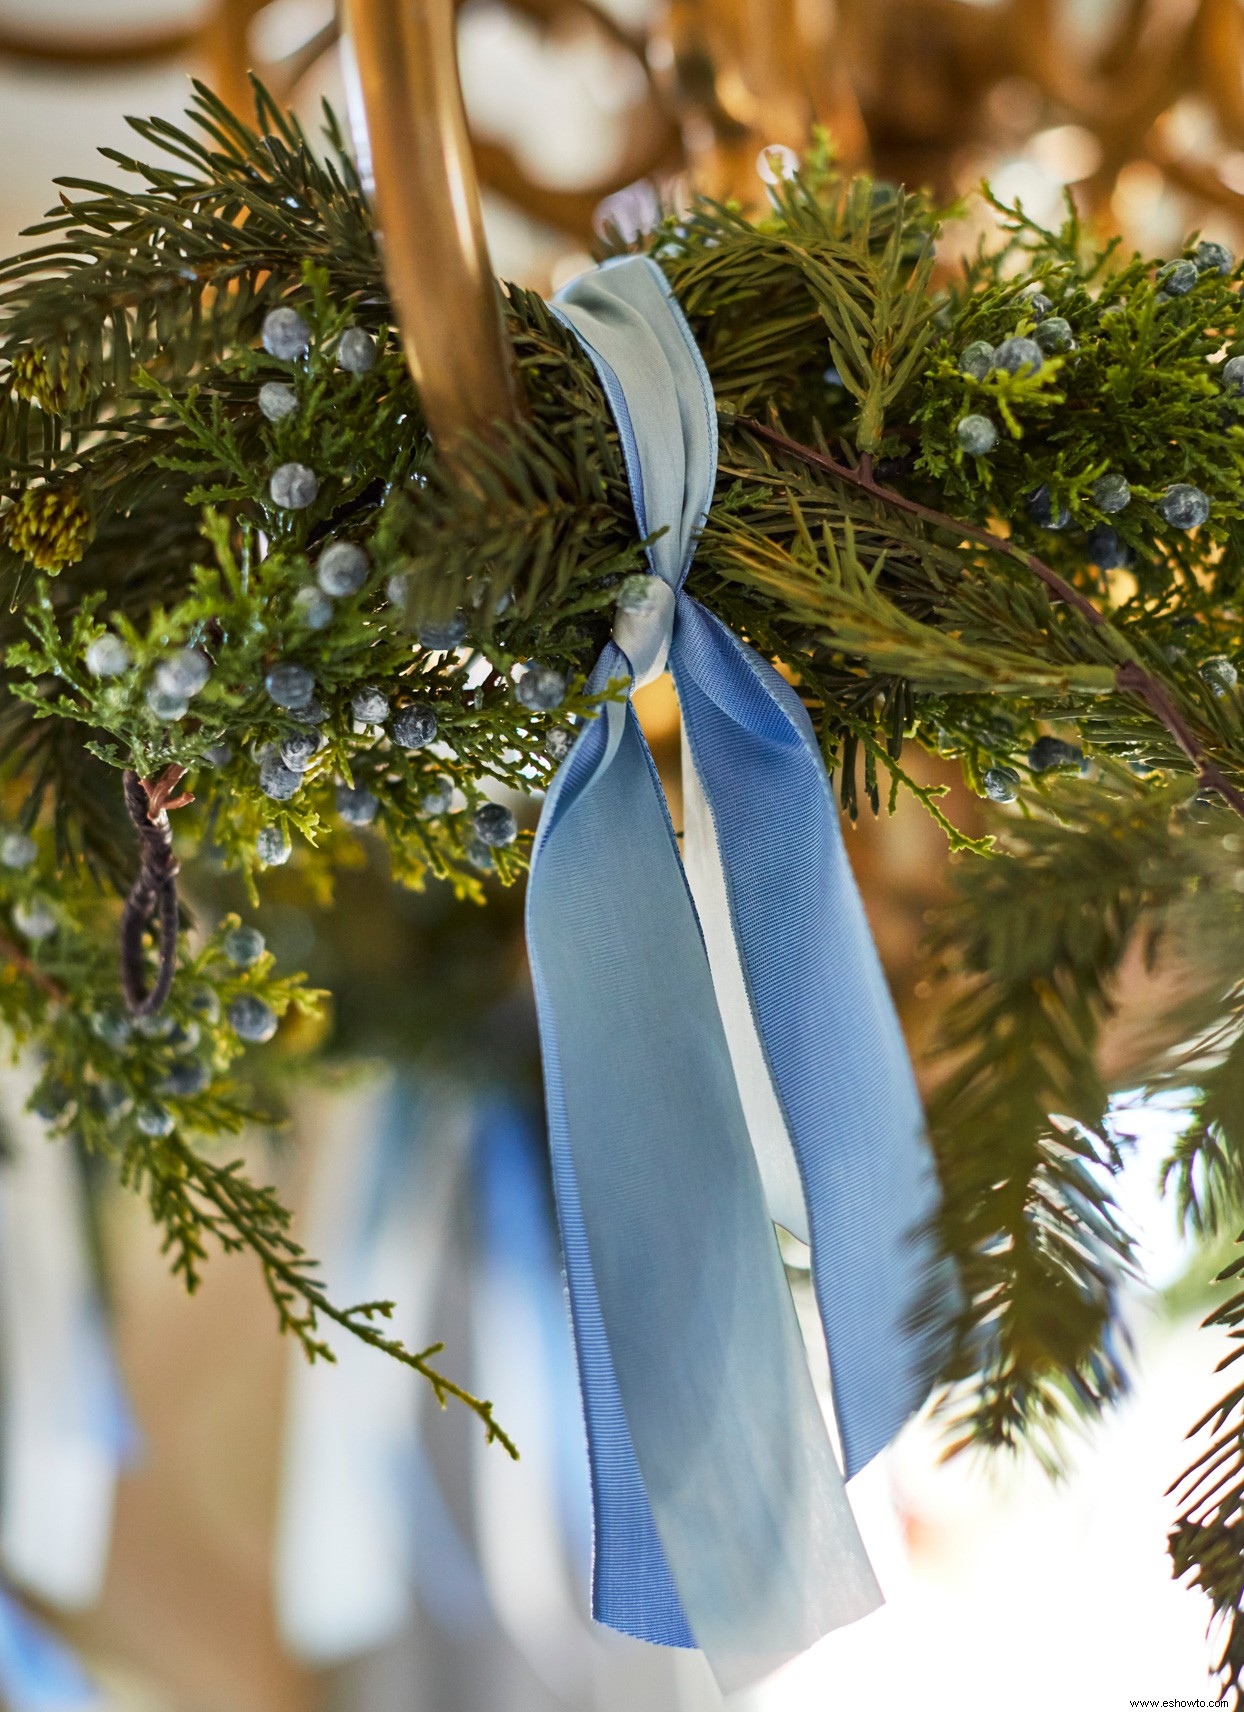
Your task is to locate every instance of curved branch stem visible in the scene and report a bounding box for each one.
[740,418,1244,821]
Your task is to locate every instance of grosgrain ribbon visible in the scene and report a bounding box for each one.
[526,254,947,1691]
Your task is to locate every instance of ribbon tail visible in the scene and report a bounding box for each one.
[528,669,880,1690]
[673,598,951,1478]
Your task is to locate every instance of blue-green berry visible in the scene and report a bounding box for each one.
[167,1020,200,1054]
[336,784,379,826]
[1033,316,1074,353]
[135,1012,175,1040]
[352,686,389,725]
[1028,486,1071,531]
[0,832,37,869]
[958,341,994,380]
[1221,356,1244,394]
[1022,291,1053,320]
[515,665,567,712]
[158,1060,212,1098]
[546,728,575,763]
[1092,473,1131,513]
[257,825,291,867]
[1028,735,1083,772]
[337,328,376,373]
[392,705,437,750]
[13,899,56,939]
[289,698,326,725]
[202,743,232,768]
[269,463,318,510]
[91,1007,133,1049]
[293,587,333,630]
[228,995,278,1043]
[85,634,131,677]
[421,779,454,816]
[418,615,467,651]
[1159,484,1211,530]
[317,541,369,596]
[146,686,189,722]
[982,765,1021,804]
[223,925,265,968]
[993,336,1043,376]
[472,802,517,848]
[135,1101,175,1138]
[1194,241,1233,275]
[1159,260,1198,296]
[258,381,298,421]
[188,987,221,1024]
[259,754,302,801]
[465,836,495,873]
[279,730,323,772]
[94,1080,132,1120]
[262,307,310,360]
[155,648,210,699]
[1201,655,1238,696]
[265,662,315,708]
[1087,526,1132,570]
[956,414,997,455]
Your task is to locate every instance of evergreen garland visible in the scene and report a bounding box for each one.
[6,82,1244,1687]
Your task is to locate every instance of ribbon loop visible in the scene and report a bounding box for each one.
[529,254,948,1691]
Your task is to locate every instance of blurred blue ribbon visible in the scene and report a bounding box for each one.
[525,254,947,1690]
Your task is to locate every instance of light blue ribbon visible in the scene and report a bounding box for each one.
[526,255,946,1690]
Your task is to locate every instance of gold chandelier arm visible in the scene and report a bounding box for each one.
[342,0,519,448]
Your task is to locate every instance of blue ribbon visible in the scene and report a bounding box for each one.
[525,254,945,1690]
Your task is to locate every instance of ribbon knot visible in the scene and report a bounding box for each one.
[528,255,949,1692]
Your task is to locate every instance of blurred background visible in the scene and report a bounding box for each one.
[1,0,1243,1707]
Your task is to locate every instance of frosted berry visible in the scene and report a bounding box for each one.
[228,995,278,1043]
[94,1080,132,1119]
[134,1101,175,1137]
[223,925,265,968]
[336,784,379,826]
[265,662,315,708]
[1194,241,1233,275]
[1201,655,1238,696]
[146,687,189,722]
[201,743,232,768]
[261,306,310,360]
[465,836,495,873]
[31,1081,74,1123]
[1022,290,1053,320]
[1221,356,1244,394]
[317,541,368,596]
[1028,486,1070,531]
[86,634,131,677]
[1033,316,1074,353]
[418,614,467,650]
[337,328,377,374]
[546,728,575,762]
[158,1060,211,1098]
[91,1007,132,1049]
[957,340,994,380]
[1159,260,1197,297]
[294,587,333,630]
[155,648,210,699]
[0,832,37,869]
[259,754,302,801]
[188,987,221,1024]
[279,729,323,772]
[1087,526,1131,570]
[473,802,517,847]
[1159,484,1210,530]
[135,1012,175,1040]
[13,898,56,940]
[288,698,326,725]
[256,825,291,866]
[982,765,1021,803]
[1092,473,1131,513]
[392,704,437,749]
[258,381,298,421]
[1028,735,1083,772]
[993,336,1043,376]
[421,779,453,816]
[269,463,318,510]
[167,1019,200,1054]
[386,573,409,609]
[956,414,997,455]
[515,665,567,712]
[352,686,389,726]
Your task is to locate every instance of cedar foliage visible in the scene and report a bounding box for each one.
[6,85,1244,1682]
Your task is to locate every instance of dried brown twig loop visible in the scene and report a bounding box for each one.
[120,764,193,1016]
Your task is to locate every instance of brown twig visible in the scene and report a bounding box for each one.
[740,417,1244,821]
[0,930,67,1002]
[120,764,194,1016]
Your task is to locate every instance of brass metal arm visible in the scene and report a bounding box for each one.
[342,0,519,447]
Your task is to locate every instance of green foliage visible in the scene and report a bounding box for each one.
[9,83,1244,1662]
